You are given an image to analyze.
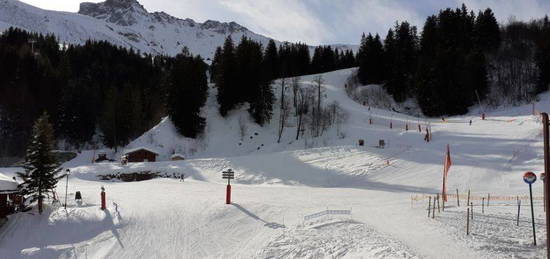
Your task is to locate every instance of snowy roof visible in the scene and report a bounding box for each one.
[0,173,19,192]
[171,153,185,158]
[123,147,159,155]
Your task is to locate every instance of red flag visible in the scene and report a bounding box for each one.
[442,144,452,201]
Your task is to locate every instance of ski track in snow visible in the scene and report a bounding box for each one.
[2,68,550,258]
[257,218,419,259]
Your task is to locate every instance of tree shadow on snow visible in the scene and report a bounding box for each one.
[231,203,286,229]
[103,209,125,248]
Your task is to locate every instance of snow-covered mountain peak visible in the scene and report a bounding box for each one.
[79,0,250,34]
[79,0,150,26]
[0,0,274,58]
[200,20,248,34]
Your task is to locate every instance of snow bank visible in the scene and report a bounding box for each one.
[0,173,18,192]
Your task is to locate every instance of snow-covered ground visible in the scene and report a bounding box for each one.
[1,68,549,258]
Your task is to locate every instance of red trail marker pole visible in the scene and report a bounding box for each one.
[100,186,106,210]
[226,184,231,204]
[222,169,235,205]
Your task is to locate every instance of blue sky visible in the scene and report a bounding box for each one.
[20,0,550,45]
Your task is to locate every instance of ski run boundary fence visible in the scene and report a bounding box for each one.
[412,193,544,202]
[304,209,351,221]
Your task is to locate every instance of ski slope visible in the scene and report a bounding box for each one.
[1,68,549,258]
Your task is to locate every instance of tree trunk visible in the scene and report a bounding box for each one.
[296,113,303,140]
[277,80,286,143]
[38,180,43,214]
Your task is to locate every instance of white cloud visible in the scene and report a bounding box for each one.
[18,0,102,12]
[218,0,331,44]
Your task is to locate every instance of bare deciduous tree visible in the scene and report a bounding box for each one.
[291,76,300,116]
[277,78,290,143]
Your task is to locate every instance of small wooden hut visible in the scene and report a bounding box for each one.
[0,173,21,218]
[122,147,159,163]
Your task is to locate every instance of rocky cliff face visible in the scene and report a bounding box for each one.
[79,0,149,26]
[78,0,251,35]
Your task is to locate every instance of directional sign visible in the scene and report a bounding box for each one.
[524,171,537,185]
[222,169,235,180]
[222,169,235,204]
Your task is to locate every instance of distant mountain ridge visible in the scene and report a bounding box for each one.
[0,0,274,59]
[0,0,357,59]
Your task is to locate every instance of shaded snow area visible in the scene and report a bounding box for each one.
[2,67,550,258]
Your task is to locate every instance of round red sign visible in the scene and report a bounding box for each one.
[523,171,537,184]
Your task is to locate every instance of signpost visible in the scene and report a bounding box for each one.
[542,112,550,258]
[523,171,537,246]
[64,169,70,209]
[543,172,547,212]
[222,169,235,204]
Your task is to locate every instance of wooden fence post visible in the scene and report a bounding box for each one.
[428,196,431,218]
[456,188,460,207]
[467,207,470,235]
[517,196,521,226]
[467,189,471,206]
[437,194,440,213]
[482,197,485,214]
[432,196,436,218]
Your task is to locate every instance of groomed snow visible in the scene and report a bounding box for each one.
[1,68,549,258]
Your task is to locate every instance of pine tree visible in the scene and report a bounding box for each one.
[382,29,396,82]
[357,33,384,84]
[383,22,418,102]
[263,40,280,80]
[536,16,550,94]
[415,5,488,116]
[474,8,501,52]
[235,37,274,125]
[167,49,208,137]
[17,112,62,214]
[216,36,238,116]
[249,80,274,126]
[210,46,222,83]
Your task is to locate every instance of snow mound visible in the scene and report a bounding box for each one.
[0,173,18,192]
